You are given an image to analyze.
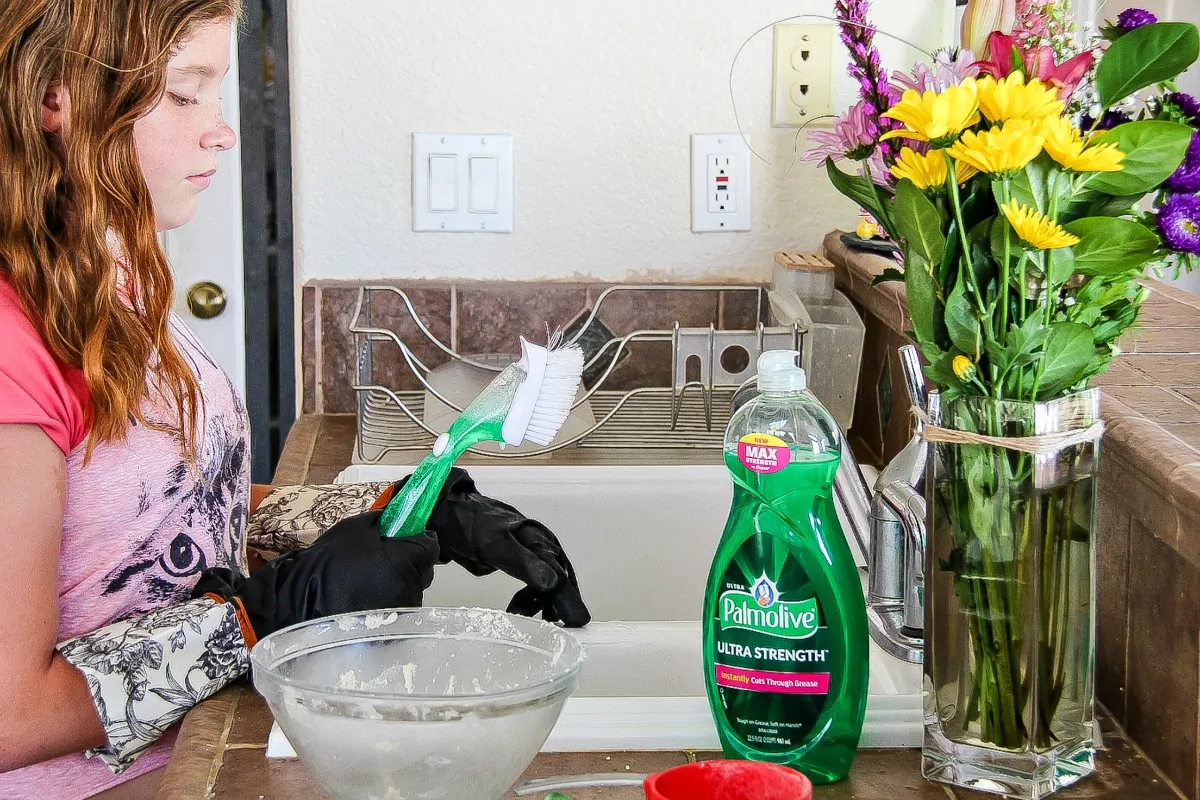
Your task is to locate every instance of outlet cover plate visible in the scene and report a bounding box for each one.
[691,134,751,233]
[412,133,515,232]
[771,23,835,127]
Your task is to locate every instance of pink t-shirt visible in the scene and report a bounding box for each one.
[0,279,250,799]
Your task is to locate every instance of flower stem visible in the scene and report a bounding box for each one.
[998,180,1013,340]
[945,156,989,322]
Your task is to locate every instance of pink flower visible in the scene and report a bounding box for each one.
[1014,0,1049,45]
[975,31,1096,100]
[862,149,892,186]
[801,101,879,164]
[891,49,981,94]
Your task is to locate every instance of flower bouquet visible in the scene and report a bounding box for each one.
[812,1,1199,796]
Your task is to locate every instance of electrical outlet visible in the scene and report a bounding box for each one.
[771,23,835,127]
[707,154,735,213]
[691,134,750,233]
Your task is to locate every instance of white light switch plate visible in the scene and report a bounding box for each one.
[412,133,514,232]
[691,134,751,233]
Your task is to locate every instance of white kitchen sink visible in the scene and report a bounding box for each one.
[327,463,923,752]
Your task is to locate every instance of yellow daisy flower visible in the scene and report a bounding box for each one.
[952,355,976,381]
[999,199,1080,250]
[952,160,981,185]
[946,119,1045,175]
[881,80,981,147]
[975,73,1065,123]
[890,147,980,190]
[891,147,947,189]
[1038,115,1126,173]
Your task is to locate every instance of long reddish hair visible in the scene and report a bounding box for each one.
[0,0,241,458]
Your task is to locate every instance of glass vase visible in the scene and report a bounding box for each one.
[922,389,1100,799]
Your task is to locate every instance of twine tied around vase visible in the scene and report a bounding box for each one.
[913,409,1105,456]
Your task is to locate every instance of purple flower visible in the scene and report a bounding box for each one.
[862,149,892,186]
[1164,91,1200,126]
[1158,193,1200,254]
[892,49,980,94]
[801,101,878,164]
[1117,8,1157,32]
[1081,109,1132,131]
[836,0,900,158]
[1168,165,1200,193]
[1165,133,1200,193]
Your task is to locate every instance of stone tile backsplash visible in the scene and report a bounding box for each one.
[302,280,765,413]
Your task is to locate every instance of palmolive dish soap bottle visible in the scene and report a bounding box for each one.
[702,350,869,783]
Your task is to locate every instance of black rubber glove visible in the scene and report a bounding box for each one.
[383,468,591,628]
[192,509,438,639]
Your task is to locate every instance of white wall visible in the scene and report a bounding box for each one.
[288,0,952,284]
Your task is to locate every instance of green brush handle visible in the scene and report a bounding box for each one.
[379,363,525,538]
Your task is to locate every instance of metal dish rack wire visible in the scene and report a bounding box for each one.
[349,285,808,464]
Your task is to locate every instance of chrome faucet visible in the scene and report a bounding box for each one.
[735,345,929,663]
[837,344,928,663]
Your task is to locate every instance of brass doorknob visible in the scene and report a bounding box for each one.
[187,281,227,320]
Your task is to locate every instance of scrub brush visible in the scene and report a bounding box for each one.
[380,334,584,539]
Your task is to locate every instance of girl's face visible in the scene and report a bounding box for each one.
[133,19,237,232]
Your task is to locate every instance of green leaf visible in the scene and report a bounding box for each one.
[1089,120,1193,195]
[989,215,1020,263]
[938,181,997,288]
[923,349,963,391]
[1091,299,1140,345]
[1063,216,1161,276]
[997,314,1048,395]
[989,313,1040,377]
[825,159,893,234]
[1096,22,1200,108]
[945,277,981,359]
[1037,322,1094,397]
[1009,313,1044,359]
[893,179,946,265]
[1048,246,1076,284]
[872,267,905,286]
[1007,154,1070,217]
[1082,192,1142,218]
[1081,347,1118,383]
[904,253,938,352]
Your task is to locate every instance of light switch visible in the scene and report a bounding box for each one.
[429,156,457,212]
[412,133,514,232]
[469,157,498,213]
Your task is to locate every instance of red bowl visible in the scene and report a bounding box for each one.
[644,760,813,800]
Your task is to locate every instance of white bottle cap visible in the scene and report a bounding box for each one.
[756,350,807,394]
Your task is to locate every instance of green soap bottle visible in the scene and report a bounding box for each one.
[702,350,869,784]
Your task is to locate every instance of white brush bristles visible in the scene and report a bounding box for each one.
[500,336,585,447]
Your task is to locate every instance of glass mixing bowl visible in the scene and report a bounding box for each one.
[251,607,584,800]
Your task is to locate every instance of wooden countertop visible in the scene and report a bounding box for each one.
[156,681,1180,799]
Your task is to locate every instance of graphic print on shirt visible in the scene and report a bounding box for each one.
[100,318,250,613]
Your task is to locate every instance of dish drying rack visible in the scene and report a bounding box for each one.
[349,285,808,465]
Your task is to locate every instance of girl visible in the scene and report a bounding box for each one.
[0,3,439,797]
[0,4,586,797]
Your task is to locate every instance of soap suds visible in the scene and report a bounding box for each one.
[337,663,419,693]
